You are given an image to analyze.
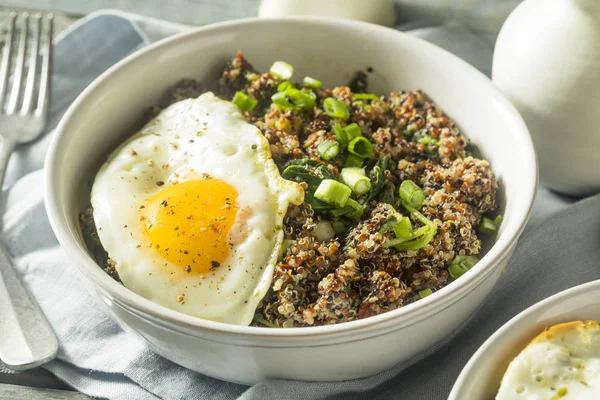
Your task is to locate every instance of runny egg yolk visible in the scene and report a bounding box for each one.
[141,178,239,274]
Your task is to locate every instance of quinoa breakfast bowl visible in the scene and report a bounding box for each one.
[44,17,537,384]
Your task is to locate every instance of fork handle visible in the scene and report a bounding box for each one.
[0,136,15,189]
[0,136,58,369]
[0,239,58,369]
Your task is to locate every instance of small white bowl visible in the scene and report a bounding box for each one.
[450,281,600,399]
[258,0,396,27]
[44,17,537,384]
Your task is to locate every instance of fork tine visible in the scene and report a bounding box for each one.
[36,14,53,117]
[6,12,29,114]
[0,12,16,107]
[21,13,41,114]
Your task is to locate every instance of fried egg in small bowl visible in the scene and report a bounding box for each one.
[450,281,600,399]
[44,17,536,384]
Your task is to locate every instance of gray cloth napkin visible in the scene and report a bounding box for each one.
[1,9,590,400]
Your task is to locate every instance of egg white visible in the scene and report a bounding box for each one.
[497,320,600,400]
[91,92,303,325]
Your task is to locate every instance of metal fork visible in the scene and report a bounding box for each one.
[0,11,58,370]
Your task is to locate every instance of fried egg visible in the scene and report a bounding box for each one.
[91,92,303,325]
[497,320,600,399]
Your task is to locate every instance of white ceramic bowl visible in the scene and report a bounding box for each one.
[450,281,600,399]
[44,17,537,385]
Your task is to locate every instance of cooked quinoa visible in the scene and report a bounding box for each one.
[81,51,499,328]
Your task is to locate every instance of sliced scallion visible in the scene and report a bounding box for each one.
[419,288,433,298]
[317,140,340,161]
[333,124,348,147]
[390,224,437,251]
[269,61,294,80]
[271,87,316,111]
[480,214,503,235]
[287,88,316,109]
[493,215,503,227]
[393,216,413,239]
[253,314,280,328]
[479,217,497,235]
[382,236,412,248]
[232,91,258,112]
[354,93,381,101]
[344,198,365,219]
[314,221,336,241]
[314,179,352,208]
[344,154,364,168]
[448,255,479,280]
[399,180,425,210]
[347,136,374,159]
[323,97,350,120]
[387,200,438,251]
[344,123,362,141]
[271,91,297,110]
[379,217,399,234]
[303,76,322,89]
[278,81,293,92]
[332,221,350,235]
[340,167,371,195]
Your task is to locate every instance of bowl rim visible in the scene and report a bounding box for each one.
[44,15,538,339]
[449,280,600,398]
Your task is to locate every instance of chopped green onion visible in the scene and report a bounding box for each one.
[493,215,503,226]
[314,179,352,208]
[354,93,381,101]
[393,216,413,239]
[303,76,322,89]
[480,215,503,235]
[329,198,365,219]
[333,124,348,147]
[347,137,374,159]
[271,91,297,110]
[389,223,437,251]
[419,288,433,298]
[332,221,350,235]
[290,88,317,109]
[382,236,412,248]
[388,200,438,251]
[253,314,280,328]
[383,238,410,248]
[323,98,350,120]
[399,180,425,210]
[448,255,479,280]
[340,167,371,195]
[317,140,340,161]
[413,129,440,155]
[344,123,362,141]
[278,81,293,92]
[314,221,336,241]
[344,198,365,219]
[232,91,258,112]
[271,87,316,111]
[269,61,294,80]
[344,154,364,168]
[379,217,399,234]
[479,217,497,235]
